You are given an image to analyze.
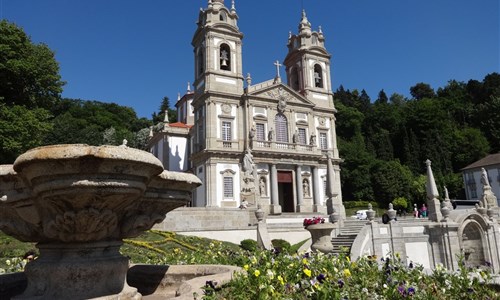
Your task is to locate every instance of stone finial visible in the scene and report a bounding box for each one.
[424,159,442,222]
[246,73,252,86]
[425,160,439,200]
[177,93,181,101]
[164,110,169,123]
[187,82,191,92]
[231,0,236,11]
[149,126,154,138]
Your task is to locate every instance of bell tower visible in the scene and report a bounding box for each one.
[191,0,244,96]
[283,10,335,110]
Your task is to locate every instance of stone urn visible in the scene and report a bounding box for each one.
[305,223,335,254]
[366,203,376,222]
[387,203,397,221]
[440,206,450,221]
[0,144,201,299]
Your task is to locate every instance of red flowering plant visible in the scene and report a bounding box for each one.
[303,216,325,227]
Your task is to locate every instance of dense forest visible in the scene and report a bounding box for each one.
[1,20,499,209]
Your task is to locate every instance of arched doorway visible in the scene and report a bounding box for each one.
[460,220,487,266]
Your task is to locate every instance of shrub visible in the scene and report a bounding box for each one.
[240,239,258,252]
[344,201,379,209]
[393,197,408,211]
[271,239,291,252]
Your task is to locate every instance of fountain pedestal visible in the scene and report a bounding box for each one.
[0,144,201,299]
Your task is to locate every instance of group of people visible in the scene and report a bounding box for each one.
[414,203,427,218]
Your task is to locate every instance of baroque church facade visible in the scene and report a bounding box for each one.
[148,0,344,216]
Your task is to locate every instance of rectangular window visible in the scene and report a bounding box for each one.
[256,123,265,141]
[222,121,232,141]
[319,132,328,150]
[298,128,307,144]
[223,177,233,198]
[470,186,477,199]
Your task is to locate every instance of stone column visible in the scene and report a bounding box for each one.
[312,166,325,213]
[206,162,218,207]
[296,165,305,212]
[270,164,281,215]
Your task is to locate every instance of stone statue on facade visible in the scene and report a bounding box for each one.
[259,177,266,196]
[303,179,310,197]
[249,123,256,140]
[242,149,254,177]
[268,127,274,141]
[310,133,316,146]
[480,168,498,210]
[292,130,299,144]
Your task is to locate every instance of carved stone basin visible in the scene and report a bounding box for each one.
[0,144,201,299]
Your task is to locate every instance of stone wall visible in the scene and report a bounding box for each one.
[155,207,259,232]
[350,211,500,273]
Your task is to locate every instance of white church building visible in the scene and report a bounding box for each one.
[148,0,343,216]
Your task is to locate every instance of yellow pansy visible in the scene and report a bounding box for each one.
[343,269,351,277]
[243,264,249,270]
[254,270,261,277]
[277,275,285,285]
[303,269,312,277]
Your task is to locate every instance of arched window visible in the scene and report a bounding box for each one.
[314,64,323,88]
[197,47,205,77]
[220,43,231,71]
[220,11,227,22]
[275,114,289,143]
[290,67,300,91]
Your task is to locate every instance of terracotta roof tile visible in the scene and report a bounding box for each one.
[168,122,192,129]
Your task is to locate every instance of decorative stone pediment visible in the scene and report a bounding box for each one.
[248,83,315,109]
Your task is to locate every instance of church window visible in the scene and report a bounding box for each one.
[223,176,234,198]
[314,64,324,88]
[220,11,227,22]
[197,48,205,77]
[312,35,318,45]
[298,128,307,144]
[290,67,300,91]
[275,114,289,143]
[220,44,231,71]
[256,123,265,141]
[319,132,328,149]
[222,121,232,141]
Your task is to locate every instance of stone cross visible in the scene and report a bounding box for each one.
[274,60,282,78]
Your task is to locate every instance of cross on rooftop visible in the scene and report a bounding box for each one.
[274,60,282,78]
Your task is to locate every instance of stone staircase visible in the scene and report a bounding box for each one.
[331,219,366,255]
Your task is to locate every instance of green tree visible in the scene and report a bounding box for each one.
[0,104,52,164]
[370,160,413,206]
[0,20,64,109]
[152,96,177,124]
[410,82,435,100]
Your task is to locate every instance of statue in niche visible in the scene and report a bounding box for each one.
[303,179,310,197]
[259,177,266,196]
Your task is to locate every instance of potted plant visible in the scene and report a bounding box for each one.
[303,217,334,253]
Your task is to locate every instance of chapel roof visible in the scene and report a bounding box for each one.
[461,153,500,170]
[168,122,193,129]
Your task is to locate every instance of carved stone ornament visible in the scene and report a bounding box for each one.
[0,144,201,299]
[318,117,326,126]
[267,87,293,113]
[221,103,231,115]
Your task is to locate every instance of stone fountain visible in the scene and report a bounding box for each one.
[0,144,202,299]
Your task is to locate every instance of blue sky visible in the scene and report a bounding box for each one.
[2,0,499,119]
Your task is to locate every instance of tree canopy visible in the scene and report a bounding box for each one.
[0,20,64,109]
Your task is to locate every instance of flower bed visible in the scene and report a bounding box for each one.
[203,251,498,299]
